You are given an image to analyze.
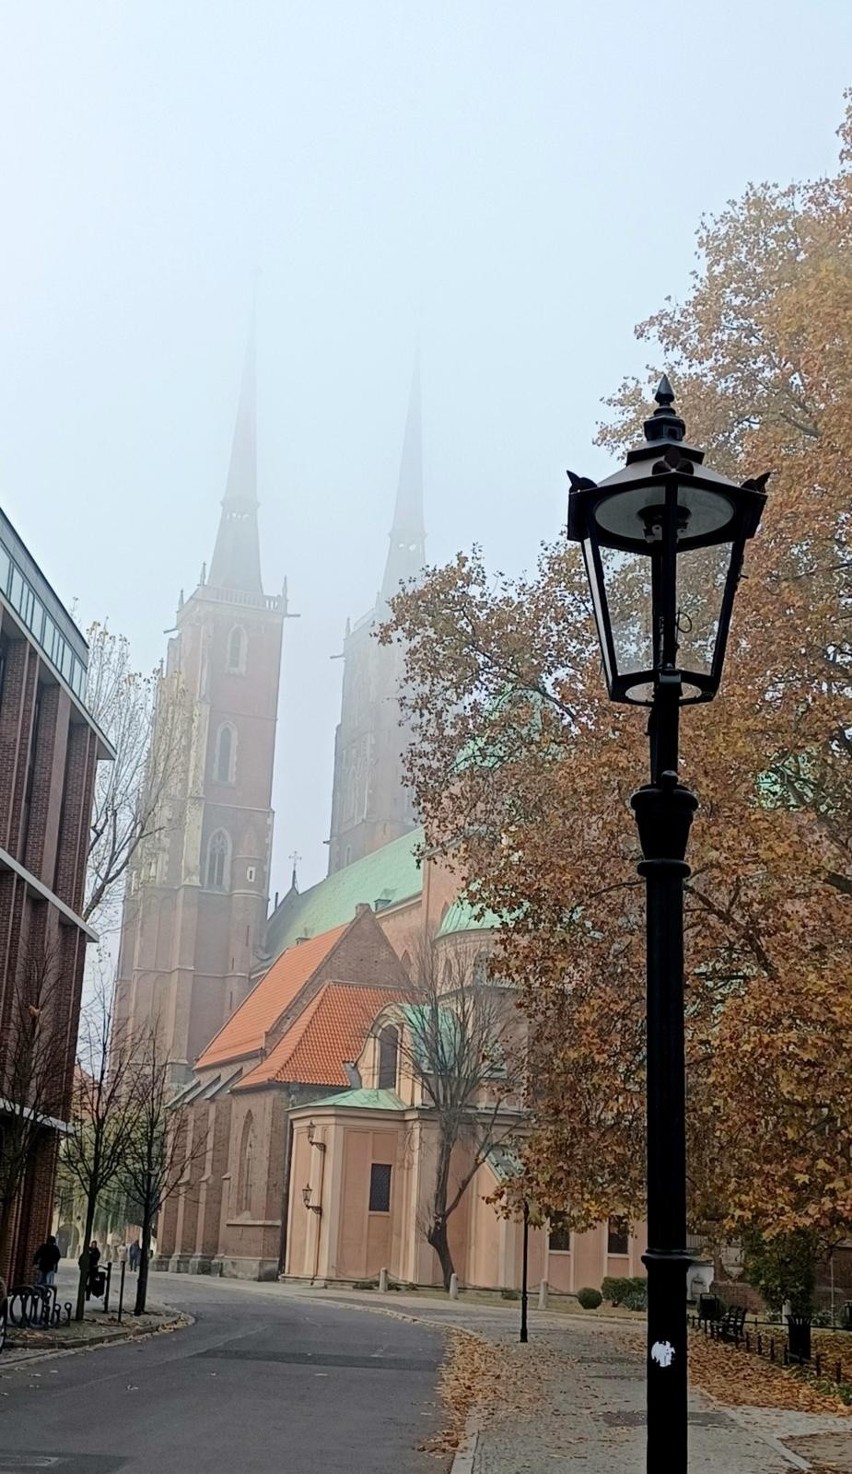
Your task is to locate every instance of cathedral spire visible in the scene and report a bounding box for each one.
[381,356,425,602]
[209,315,263,594]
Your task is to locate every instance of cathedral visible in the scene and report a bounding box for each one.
[114,333,647,1291]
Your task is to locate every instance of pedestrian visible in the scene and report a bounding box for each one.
[129,1239,141,1273]
[32,1234,60,1288]
[79,1239,102,1299]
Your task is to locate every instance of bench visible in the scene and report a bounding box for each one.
[718,1304,747,1343]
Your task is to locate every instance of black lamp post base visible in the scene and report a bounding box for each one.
[643,1247,693,1471]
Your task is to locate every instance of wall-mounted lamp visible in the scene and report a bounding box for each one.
[302,1182,322,1215]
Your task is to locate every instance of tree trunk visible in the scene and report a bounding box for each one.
[75,1189,98,1322]
[0,1200,16,1285]
[134,1194,153,1316]
[427,1217,455,1291]
[427,1138,455,1290]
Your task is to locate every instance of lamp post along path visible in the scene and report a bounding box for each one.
[567,377,768,1474]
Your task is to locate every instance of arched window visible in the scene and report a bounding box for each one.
[205,829,231,890]
[377,1025,399,1091]
[227,626,246,673]
[215,723,235,784]
[238,1113,255,1213]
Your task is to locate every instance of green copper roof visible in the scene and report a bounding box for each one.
[264,828,424,963]
[306,1088,406,1111]
[438,896,501,936]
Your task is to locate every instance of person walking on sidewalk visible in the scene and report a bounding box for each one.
[79,1240,103,1299]
[33,1234,61,1288]
[129,1239,141,1273]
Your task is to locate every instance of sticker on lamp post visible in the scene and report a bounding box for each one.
[651,1341,675,1368]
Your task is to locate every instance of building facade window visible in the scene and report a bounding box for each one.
[227,626,247,673]
[607,1217,629,1255]
[369,1163,392,1213]
[205,829,231,890]
[214,723,235,784]
[377,1026,399,1091]
[548,1217,571,1253]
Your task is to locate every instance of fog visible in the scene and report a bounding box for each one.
[0,1,849,892]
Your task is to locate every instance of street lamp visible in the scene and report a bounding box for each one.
[567,376,768,1474]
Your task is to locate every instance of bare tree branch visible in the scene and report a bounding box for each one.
[387,942,524,1289]
[83,623,187,932]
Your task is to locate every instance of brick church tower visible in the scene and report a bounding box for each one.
[327,364,424,874]
[113,325,285,1081]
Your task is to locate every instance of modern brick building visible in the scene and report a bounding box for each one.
[112,324,286,1083]
[0,508,111,1283]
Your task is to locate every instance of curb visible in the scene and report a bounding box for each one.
[0,1310,192,1368]
[450,1421,479,1474]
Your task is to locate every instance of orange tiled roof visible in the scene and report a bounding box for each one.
[235,982,406,1089]
[195,924,349,1069]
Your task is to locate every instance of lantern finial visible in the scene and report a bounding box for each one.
[644,374,686,445]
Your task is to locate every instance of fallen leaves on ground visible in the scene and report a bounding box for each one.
[813,1333,852,1378]
[689,1332,852,1415]
[421,1329,551,1455]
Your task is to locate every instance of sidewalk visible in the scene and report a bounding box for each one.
[304,1288,852,1472]
[1,1261,186,1367]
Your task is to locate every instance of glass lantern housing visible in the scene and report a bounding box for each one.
[567,379,767,706]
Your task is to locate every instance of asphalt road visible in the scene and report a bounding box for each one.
[0,1272,448,1474]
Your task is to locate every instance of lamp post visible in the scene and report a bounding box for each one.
[520,1199,530,1344]
[567,377,767,1474]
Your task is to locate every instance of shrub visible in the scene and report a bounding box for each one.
[500,1287,520,1300]
[577,1287,603,1310]
[602,1275,630,1306]
[623,1285,648,1312]
[602,1274,646,1307]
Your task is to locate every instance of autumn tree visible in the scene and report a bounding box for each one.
[382,96,852,1250]
[393,943,523,1289]
[64,965,141,1320]
[83,623,187,933]
[119,1030,205,1314]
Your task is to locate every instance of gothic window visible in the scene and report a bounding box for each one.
[214,723,235,784]
[238,1113,255,1213]
[607,1217,629,1255]
[205,829,231,890]
[377,1025,399,1090]
[227,626,247,674]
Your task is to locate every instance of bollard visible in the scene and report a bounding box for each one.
[378,1267,388,1293]
[538,1280,549,1311]
[449,1273,459,1300]
[117,1260,127,1323]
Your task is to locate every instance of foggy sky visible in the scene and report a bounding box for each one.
[0,1,850,894]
